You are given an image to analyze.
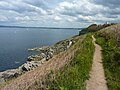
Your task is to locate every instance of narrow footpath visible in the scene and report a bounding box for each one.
[86,35,108,90]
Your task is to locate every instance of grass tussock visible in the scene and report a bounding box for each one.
[27,33,94,90]
[95,24,120,90]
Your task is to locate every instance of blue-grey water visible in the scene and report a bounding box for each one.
[0,27,80,72]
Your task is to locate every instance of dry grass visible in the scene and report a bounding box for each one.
[98,24,120,46]
[1,35,85,90]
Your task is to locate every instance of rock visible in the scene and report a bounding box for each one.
[19,61,42,72]
[49,48,54,53]
[20,63,32,72]
[21,65,29,71]
[46,55,50,61]
[41,53,47,58]
[0,69,20,80]
[27,53,47,61]
[28,46,49,52]
[48,52,53,58]
[41,58,46,64]
[27,56,34,61]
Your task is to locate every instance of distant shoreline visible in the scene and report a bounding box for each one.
[0,25,83,30]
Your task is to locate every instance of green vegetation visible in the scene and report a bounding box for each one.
[79,23,116,35]
[95,24,120,90]
[27,34,94,90]
[45,34,94,90]
[2,24,120,90]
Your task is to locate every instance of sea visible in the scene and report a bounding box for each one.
[0,27,80,72]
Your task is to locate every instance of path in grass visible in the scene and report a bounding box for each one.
[86,35,108,90]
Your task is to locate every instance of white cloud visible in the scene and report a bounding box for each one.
[34,7,47,14]
[67,16,77,22]
[0,15,8,21]
[54,16,62,21]
[15,16,31,21]
[0,0,119,27]
[53,0,120,24]
[58,1,74,9]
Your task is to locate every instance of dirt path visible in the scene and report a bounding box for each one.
[86,35,108,90]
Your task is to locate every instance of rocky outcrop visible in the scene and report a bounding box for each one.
[19,61,42,72]
[0,36,79,83]
[27,39,74,61]
[0,61,42,82]
[0,69,21,83]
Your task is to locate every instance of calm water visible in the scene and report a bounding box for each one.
[0,27,80,72]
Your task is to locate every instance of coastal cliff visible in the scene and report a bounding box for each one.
[0,33,86,90]
[0,35,79,83]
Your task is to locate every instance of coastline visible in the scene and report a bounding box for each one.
[0,35,79,84]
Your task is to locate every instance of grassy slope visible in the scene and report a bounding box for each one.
[95,24,120,90]
[27,33,94,90]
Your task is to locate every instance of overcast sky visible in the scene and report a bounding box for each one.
[0,0,120,27]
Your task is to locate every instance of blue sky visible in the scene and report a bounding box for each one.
[0,0,120,28]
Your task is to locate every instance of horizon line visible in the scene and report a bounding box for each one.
[0,25,83,29]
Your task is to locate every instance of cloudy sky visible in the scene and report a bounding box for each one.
[0,0,120,28]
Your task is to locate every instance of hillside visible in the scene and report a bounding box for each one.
[79,23,116,35]
[0,34,94,90]
[95,24,120,90]
[0,24,120,90]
